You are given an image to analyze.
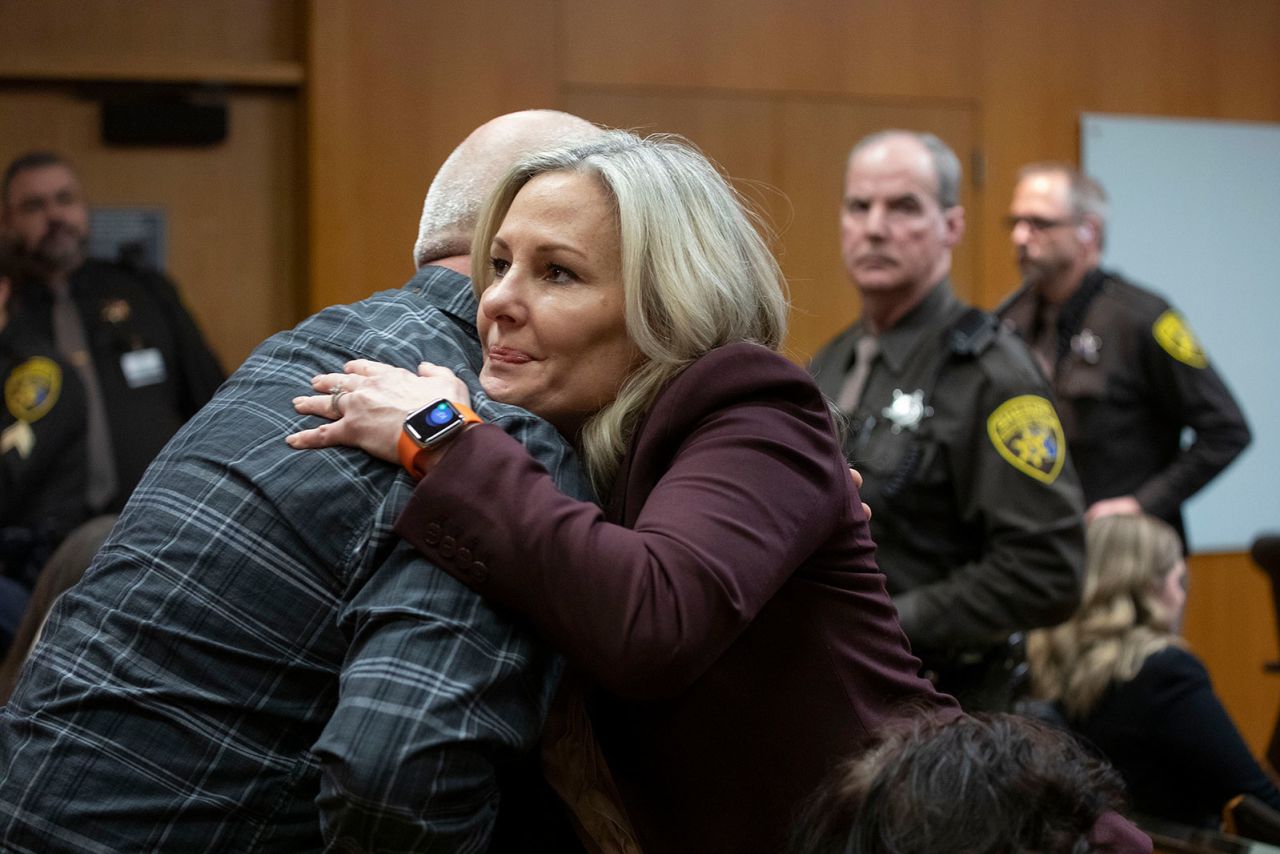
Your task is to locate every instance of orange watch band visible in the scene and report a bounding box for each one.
[397,431,434,479]
[398,400,482,479]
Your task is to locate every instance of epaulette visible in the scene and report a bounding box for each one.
[948,307,998,357]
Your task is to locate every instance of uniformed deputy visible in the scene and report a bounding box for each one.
[999,164,1250,547]
[1,152,225,515]
[1,242,87,599]
[809,131,1085,710]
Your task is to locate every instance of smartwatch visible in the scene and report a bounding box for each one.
[398,398,483,478]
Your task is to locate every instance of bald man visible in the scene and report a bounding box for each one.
[0,111,599,852]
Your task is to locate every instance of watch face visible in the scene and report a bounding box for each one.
[404,399,464,447]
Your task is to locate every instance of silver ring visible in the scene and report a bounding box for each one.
[329,388,347,418]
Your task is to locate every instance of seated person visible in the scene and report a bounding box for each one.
[1028,513,1280,828]
[1,238,88,650]
[788,712,1150,853]
[289,129,959,852]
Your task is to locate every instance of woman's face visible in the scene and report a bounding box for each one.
[477,170,640,434]
[1156,558,1189,625]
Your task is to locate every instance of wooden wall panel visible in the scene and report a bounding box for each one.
[977,0,1280,309]
[306,0,560,312]
[0,0,301,67]
[1185,552,1280,759]
[562,0,981,101]
[0,88,301,371]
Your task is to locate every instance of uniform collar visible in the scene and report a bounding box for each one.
[1055,267,1107,334]
[405,264,478,332]
[873,278,959,374]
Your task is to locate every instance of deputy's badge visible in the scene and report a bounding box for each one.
[4,356,62,423]
[882,388,933,434]
[1152,310,1207,368]
[101,298,131,324]
[1,420,35,459]
[986,395,1065,484]
[1071,328,1102,364]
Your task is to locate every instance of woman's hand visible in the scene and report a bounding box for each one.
[287,359,471,463]
[849,466,871,520]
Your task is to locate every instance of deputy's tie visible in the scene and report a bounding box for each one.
[836,335,880,413]
[50,280,117,511]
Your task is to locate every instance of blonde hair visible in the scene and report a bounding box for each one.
[1028,514,1185,719]
[471,130,789,489]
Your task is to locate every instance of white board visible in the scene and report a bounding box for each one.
[1081,113,1280,553]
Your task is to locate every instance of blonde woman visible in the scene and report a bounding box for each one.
[1029,513,1280,827]
[290,130,956,852]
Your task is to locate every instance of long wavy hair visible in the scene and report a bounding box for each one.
[1028,513,1186,719]
[470,130,788,491]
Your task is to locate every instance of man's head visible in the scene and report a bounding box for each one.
[839,130,964,319]
[413,110,602,269]
[790,712,1131,854]
[1,152,90,277]
[1008,164,1106,296]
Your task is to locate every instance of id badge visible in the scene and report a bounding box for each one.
[120,347,167,388]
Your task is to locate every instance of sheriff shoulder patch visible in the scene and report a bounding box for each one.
[5,356,62,423]
[1152,310,1207,368]
[986,394,1065,484]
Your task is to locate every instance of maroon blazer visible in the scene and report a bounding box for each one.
[399,342,957,852]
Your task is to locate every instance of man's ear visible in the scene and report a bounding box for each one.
[1078,215,1101,246]
[943,205,966,248]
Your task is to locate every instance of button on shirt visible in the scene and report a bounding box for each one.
[0,266,592,853]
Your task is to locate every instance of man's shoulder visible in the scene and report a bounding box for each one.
[970,320,1056,394]
[1095,270,1172,322]
[813,322,860,354]
[929,300,1040,385]
[808,322,860,376]
[75,257,170,290]
[285,283,475,362]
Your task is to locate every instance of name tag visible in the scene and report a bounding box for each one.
[120,348,167,389]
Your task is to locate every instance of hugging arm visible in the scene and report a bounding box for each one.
[395,352,852,699]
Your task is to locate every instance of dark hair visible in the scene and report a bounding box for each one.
[2,151,71,207]
[790,713,1128,854]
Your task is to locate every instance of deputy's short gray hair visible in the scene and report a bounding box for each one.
[847,130,962,208]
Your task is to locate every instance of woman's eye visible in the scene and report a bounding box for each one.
[546,264,577,284]
[490,257,510,277]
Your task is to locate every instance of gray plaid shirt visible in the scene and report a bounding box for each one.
[0,266,589,853]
